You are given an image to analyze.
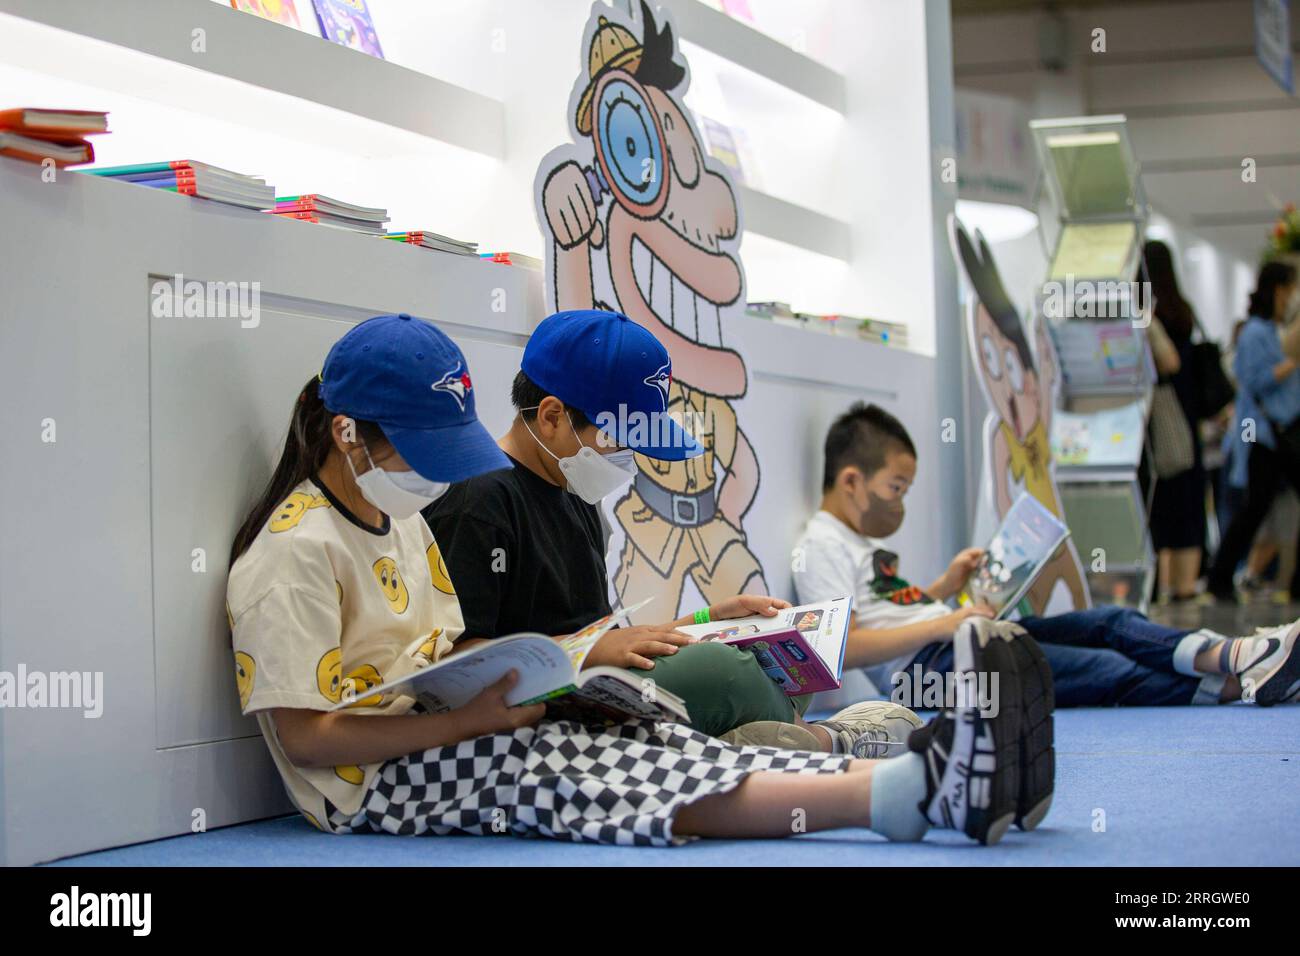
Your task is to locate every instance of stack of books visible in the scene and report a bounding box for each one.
[0,108,107,166]
[797,311,841,335]
[275,195,389,235]
[746,301,909,347]
[387,231,478,256]
[480,251,542,270]
[853,317,909,348]
[746,301,800,328]
[85,160,274,209]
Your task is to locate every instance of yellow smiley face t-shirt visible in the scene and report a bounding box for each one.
[226,478,461,830]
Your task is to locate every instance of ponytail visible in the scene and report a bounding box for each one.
[229,377,383,567]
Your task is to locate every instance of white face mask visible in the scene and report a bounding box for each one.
[348,443,449,519]
[524,412,638,505]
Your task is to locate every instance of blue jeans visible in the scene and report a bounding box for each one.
[910,606,1204,706]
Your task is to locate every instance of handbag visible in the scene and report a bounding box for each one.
[1149,382,1195,478]
[1250,387,1300,464]
[1190,338,1235,420]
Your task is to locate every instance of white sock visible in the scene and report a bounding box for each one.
[868,752,929,842]
[1173,629,1226,676]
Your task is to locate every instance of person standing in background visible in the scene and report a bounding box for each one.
[1208,261,1300,603]
[1142,241,1207,602]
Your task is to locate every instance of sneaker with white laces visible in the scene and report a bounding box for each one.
[815,701,923,758]
[905,620,1023,845]
[1239,617,1300,706]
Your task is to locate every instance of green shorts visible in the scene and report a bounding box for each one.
[642,641,813,738]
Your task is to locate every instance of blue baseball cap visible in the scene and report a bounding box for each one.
[521,310,703,461]
[319,314,510,482]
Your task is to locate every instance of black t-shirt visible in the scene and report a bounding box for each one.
[422,454,612,640]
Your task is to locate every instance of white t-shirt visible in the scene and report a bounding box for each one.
[792,510,949,694]
[227,478,461,831]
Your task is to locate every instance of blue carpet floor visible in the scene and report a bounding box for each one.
[46,706,1298,866]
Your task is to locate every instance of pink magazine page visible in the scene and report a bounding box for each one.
[697,613,839,695]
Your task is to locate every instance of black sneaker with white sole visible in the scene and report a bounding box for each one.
[961,618,1056,831]
[907,622,1022,845]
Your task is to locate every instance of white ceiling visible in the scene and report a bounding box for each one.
[953,0,1300,267]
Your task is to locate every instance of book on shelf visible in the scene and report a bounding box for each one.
[1049,319,1156,393]
[278,211,388,235]
[229,0,319,35]
[701,117,746,186]
[84,160,274,209]
[327,598,688,724]
[0,108,107,167]
[276,194,388,222]
[746,301,797,321]
[1051,401,1146,469]
[311,0,384,58]
[480,251,543,270]
[0,108,108,137]
[797,312,840,335]
[388,231,479,255]
[678,598,853,696]
[1048,221,1140,282]
[0,133,95,166]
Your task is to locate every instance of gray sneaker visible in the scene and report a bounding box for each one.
[718,721,823,751]
[814,701,923,758]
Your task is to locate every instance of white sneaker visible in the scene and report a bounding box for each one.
[815,701,923,758]
[1239,617,1300,706]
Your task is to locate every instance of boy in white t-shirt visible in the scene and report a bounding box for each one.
[793,402,1300,711]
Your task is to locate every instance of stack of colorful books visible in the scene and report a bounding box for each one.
[0,108,107,166]
[387,231,478,256]
[85,160,274,209]
[275,194,389,234]
[480,251,542,270]
[746,301,801,328]
[854,317,909,348]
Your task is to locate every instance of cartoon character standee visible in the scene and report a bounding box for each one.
[949,216,1090,613]
[533,2,767,624]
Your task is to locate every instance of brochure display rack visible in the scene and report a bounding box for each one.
[1030,116,1156,611]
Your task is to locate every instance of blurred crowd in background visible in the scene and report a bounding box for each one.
[1143,212,1300,606]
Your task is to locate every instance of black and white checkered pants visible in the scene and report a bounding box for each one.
[330,718,851,846]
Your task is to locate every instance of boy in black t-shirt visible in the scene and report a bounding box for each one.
[425,309,922,753]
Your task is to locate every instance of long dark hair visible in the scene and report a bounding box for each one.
[1249,260,1298,321]
[1139,240,1195,340]
[229,376,383,567]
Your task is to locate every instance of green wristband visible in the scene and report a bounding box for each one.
[693,608,711,625]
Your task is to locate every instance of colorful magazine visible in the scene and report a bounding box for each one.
[229,0,316,34]
[1051,401,1146,468]
[678,598,853,696]
[311,0,384,58]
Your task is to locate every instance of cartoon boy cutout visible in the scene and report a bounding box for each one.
[534,2,766,624]
[950,217,1089,613]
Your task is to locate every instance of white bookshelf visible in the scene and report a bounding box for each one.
[740,185,851,260]
[0,0,505,158]
[657,0,847,112]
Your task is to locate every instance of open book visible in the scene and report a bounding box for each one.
[959,493,1071,619]
[329,598,687,723]
[678,598,853,696]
